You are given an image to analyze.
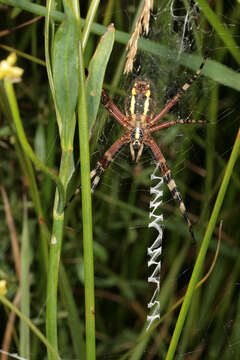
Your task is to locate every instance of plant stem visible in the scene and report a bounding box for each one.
[46,150,73,359]
[166,128,240,360]
[0,294,61,359]
[74,1,96,357]
[4,80,65,213]
[82,0,100,50]
[194,0,240,65]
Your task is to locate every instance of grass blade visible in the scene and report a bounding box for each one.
[166,128,240,360]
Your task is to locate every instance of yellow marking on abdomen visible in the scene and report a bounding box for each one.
[143,89,151,115]
[130,91,136,117]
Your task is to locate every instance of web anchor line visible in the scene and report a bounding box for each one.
[147,165,164,331]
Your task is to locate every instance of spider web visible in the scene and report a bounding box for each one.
[90,1,240,359]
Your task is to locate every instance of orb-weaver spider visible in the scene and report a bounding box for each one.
[73,58,206,241]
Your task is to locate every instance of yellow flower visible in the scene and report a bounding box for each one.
[0,53,24,82]
[0,280,7,296]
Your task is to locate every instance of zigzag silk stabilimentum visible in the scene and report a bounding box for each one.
[147,165,163,331]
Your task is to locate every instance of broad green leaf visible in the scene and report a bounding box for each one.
[53,0,79,149]
[86,23,115,135]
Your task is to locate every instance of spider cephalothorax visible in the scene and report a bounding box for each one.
[72,58,207,241]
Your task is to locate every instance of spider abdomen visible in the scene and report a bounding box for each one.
[125,78,156,122]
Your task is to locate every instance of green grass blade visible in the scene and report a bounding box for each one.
[0,43,45,66]
[59,264,85,358]
[82,0,100,50]
[86,23,115,134]
[45,1,79,358]
[46,211,64,359]
[78,40,96,360]
[195,0,240,65]
[52,0,79,150]
[0,294,61,359]
[75,4,96,358]
[20,197,30,359]
[2,0,240,91]
[3,80,65,213]
[166,128,240,360]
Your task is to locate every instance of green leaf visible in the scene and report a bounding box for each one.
[86,23,115,135]
[52,0,79,149]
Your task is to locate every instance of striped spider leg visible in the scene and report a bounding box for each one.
[101,89,130,129]
[145,135,195,240]
[90,131,131,192]
[66,132,130,208]
[148,57,206,127]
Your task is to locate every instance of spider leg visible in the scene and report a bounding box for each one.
[65,133,130,209]
[145,135,195,241]
[149,118,207,133]
[102,89,130,129]
[149,58,206,127]
[91,132,130,193]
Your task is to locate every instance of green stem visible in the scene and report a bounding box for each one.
[46,212,64,357]
[59,264,85,358]
[0,43,45,66]
[2,0,240,91]
[166,128,240,360]
[82,0,100,50]
[194,0,240,65]
[2,0,240,67]
[74,2,96,358]
[20,198,30,359]
[0,294,61,359]
[46,150,73,359]
[15,140,49,272]
[4,80,65,213]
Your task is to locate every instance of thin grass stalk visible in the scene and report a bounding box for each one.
[73,1,96,358]
[103,0,114,26]
[202,0,222,222]
[1,290,21,360]
[3,80,65,213]
[3,81,49,273]
[0,44,46,66]
[166,128,240,360]
[44,1,76,357]
[59,264,85,358]
[0,294,60,360]
[81,0,100,50]
[78,28,96,360]
[17,141,49,273]
[2,0,240,67]
[2,1,240,92]
[0,186,21,280]
[46,215,63,359]
[45,0,98,356]
[20,196,30,359]
[46,150,73,359]
[0,81,48,273]
[194,0,240,65]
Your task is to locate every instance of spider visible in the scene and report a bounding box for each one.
[73,58,206,241]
